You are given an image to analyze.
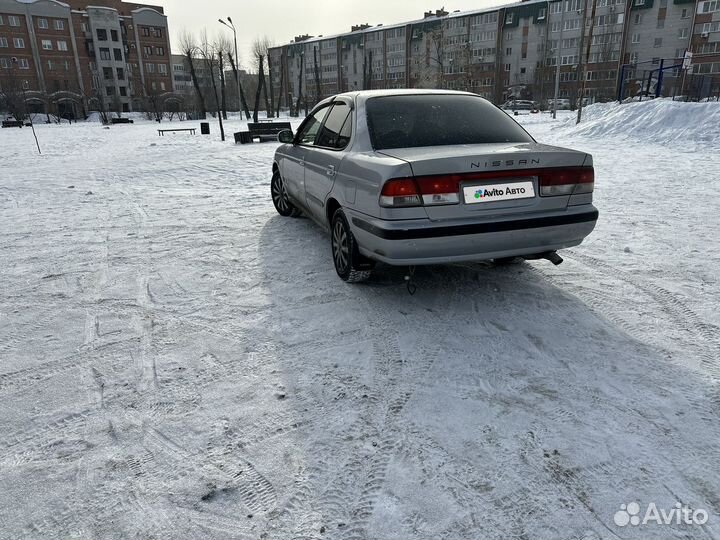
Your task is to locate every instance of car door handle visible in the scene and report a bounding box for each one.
[326,165,336,177]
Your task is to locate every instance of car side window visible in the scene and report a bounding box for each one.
[295,106,330,146]
[315,102,352,150]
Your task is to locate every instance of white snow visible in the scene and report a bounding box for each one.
[554,99,720,150]
[0,107,719,539]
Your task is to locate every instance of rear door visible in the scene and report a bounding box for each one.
[282,105,331,201]
[303,100,353,221]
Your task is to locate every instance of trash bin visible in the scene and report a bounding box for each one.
[200,122,210,135]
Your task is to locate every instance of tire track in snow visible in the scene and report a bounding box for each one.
[564,251,720,379]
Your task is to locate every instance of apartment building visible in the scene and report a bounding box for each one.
[0,0,174,118]
[269,0,720,109]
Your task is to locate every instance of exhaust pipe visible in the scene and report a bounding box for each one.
[543,251,564,266]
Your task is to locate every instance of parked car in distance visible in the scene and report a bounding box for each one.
[501,99,539,115]
[546,98,571,110]
[271,90,598,282]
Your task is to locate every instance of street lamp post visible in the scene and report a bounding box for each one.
[219,17,242,115]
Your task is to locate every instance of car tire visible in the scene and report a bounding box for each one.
[271,170,301,217]
[331,208,374,283]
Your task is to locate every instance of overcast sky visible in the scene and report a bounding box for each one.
[151,0,503,69]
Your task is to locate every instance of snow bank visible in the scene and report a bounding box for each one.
[556,99,720,149]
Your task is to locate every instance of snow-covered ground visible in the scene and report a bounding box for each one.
[1,103,719,540]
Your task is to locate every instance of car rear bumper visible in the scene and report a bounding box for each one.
[348,206,598,265]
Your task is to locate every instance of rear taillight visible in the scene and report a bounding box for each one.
[539,167,594,197]
[379,166,594,207]
[380,175,461,207]
[379,178,422,207]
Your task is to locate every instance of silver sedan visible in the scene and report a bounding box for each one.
[271,89,598,282]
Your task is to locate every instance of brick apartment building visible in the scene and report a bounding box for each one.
[269,0,720,109]
[0,0,176,118]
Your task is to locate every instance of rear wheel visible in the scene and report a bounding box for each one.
[331,209,374,283]
[271,170,300,217]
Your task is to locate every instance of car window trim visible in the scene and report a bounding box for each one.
[294,103,332,147]
[313,102,353,152]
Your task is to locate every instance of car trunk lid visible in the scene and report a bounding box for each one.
[378,142,590,221]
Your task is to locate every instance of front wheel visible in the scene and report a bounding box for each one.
[271,170,301,217]
[331,209,374,283]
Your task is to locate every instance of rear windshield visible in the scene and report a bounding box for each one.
[366,94,533,150]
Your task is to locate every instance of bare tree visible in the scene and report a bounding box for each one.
[226,51,251,119]
[295,52,304,117]
[252,36,272,122]
[0,64,28,122]
[179,29,207,119]
[142,81,164,122]
[313,46,321,103]
[199,30,225,141]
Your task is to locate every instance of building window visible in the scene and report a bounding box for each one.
[42,39,53,50]
[97,28,108,41]
[111,29,118,41]
[114,48,122,61]
[654,37,662,47]
[119,86,127,96]
[631,33,640,43]
[103,67,113,80]
[18,58,29,69]
[537,7,547,19]
[634,13,642,24]
[678,28,688,39]
[0,15,4,25]
[152,27,162,38]
[57,40,68,51]
[151,81,157,90]
[146,63,155,73]
[142,26,150,37]
[504,63,511,71]
[160,81,165,91]
[9,15,21,26]
[143,46,152,56]
[64,60,70,71]
[506,47,512,55]
[54,19,64,30]
[38,18,48,29]
[0,37,7,48]
[117,67,124,79]
[681,8,689,18]
[81,23,88,32]
[99,47,111,60]
[505,31,514,41]
[158,63,167,74]
[505,13,514,24]
[14,38,25,48]
[0,58,7,68]
[106,86,115,96]
[155,46,164,56]
[47,60,54,70]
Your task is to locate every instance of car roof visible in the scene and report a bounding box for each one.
[335,88,479,100]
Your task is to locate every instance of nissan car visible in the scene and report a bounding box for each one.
[271,89,598,282]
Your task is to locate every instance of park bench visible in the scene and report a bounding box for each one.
[2,120,23,128]
[234,131,254,144]
[234,122,292,144]
[158,128,196,136]
[111,118,134,124]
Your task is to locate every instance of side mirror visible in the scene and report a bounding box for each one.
[278,129,294,144]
